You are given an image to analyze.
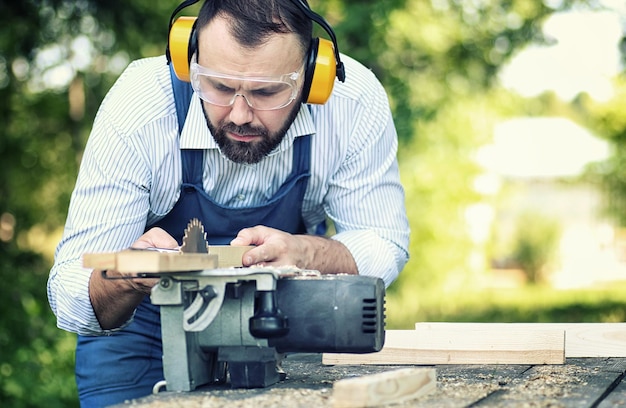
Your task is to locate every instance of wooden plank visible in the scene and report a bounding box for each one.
[332,368,436,408]
[417,322,626,358]
[82,245,253,272]
[322,327,565,366]
[83,250,218,273]
[324,321,626,365]
[552,323,626,358]
[82,251,118,271]
[210,245,251,268]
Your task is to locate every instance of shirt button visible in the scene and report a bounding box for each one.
[237,194,245,201]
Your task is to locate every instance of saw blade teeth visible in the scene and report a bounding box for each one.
[181,218,210,253]
[195,218,209,252]
[188,218,201,230]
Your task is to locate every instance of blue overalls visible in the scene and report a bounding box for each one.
[74,67,312,407]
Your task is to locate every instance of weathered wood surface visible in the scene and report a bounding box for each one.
[115,354,626,408]
[598,360,626,407]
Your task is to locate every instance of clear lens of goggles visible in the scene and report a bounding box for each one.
[189,57,302,111]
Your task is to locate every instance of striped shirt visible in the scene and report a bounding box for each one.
[47,54,410,335]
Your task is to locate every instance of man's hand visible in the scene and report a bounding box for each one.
[132,226,179,250]
[89,227,179,330]
[230,226,358,275]
[125,227,179,293]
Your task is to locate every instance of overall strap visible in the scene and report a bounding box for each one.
[169,63,202,185]
[169,63,193,135]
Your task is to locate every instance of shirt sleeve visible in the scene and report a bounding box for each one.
[47,108,154,335]
[324,66,410,287]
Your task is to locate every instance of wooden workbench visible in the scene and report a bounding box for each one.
[115,354,626,407]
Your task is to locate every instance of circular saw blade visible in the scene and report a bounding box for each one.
[181,218,210,254]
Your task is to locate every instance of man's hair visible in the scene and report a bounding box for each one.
[196,0,313,54]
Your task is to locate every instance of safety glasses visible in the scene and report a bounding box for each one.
[189,55,303,111]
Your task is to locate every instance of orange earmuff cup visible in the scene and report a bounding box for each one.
[169,16,197,82]
[306,38,337,105]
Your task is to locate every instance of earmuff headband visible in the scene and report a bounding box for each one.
[290,0,345,82]
[165,0,201,64]
[166,0,344,104]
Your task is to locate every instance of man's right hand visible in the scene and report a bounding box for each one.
[89,227,178,330]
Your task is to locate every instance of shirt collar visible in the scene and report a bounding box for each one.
[179,95,316,153]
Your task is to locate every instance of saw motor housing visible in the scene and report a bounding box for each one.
[151,270,385,391]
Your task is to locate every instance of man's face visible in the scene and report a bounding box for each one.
[196,16,305,164]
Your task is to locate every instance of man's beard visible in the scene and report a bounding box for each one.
[202,102,301,164]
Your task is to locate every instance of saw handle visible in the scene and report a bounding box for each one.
[249,290,289,338]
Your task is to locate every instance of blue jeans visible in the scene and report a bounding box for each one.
[75,299,163,407]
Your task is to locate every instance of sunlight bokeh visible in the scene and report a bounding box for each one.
[500,9,623,102]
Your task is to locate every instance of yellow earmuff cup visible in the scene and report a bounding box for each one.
[169,16,197,82]
[307,38,337,105]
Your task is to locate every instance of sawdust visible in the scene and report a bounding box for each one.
[116,358,431,408]
[122,388,331,408]
[494,363,599,407]
[115,357,624,408]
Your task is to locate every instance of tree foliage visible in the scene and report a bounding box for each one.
[1,2,181,406]
[0,0,596,405]
[510,211,562,284]
[584,77,626,227]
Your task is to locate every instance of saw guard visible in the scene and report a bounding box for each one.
[183,282,226,332]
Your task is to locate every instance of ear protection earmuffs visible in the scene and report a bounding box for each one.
[165,0,345,105]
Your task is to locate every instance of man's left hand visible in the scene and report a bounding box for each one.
[230,225,357,275]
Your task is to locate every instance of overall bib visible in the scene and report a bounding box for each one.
[75,71,312,406]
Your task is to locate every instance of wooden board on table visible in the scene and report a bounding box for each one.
[323,326,565,366]
[332,367,436,408]
[415,322,626,358]
[558,323,626,357]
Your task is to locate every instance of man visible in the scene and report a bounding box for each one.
[48,0,409,406]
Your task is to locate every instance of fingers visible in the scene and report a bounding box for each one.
[117,228,175,289]
[231,227,271,266]
[132,227,179,250]
[232,226,299,268]
[230,225,270,246]
[242,245,275,267]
